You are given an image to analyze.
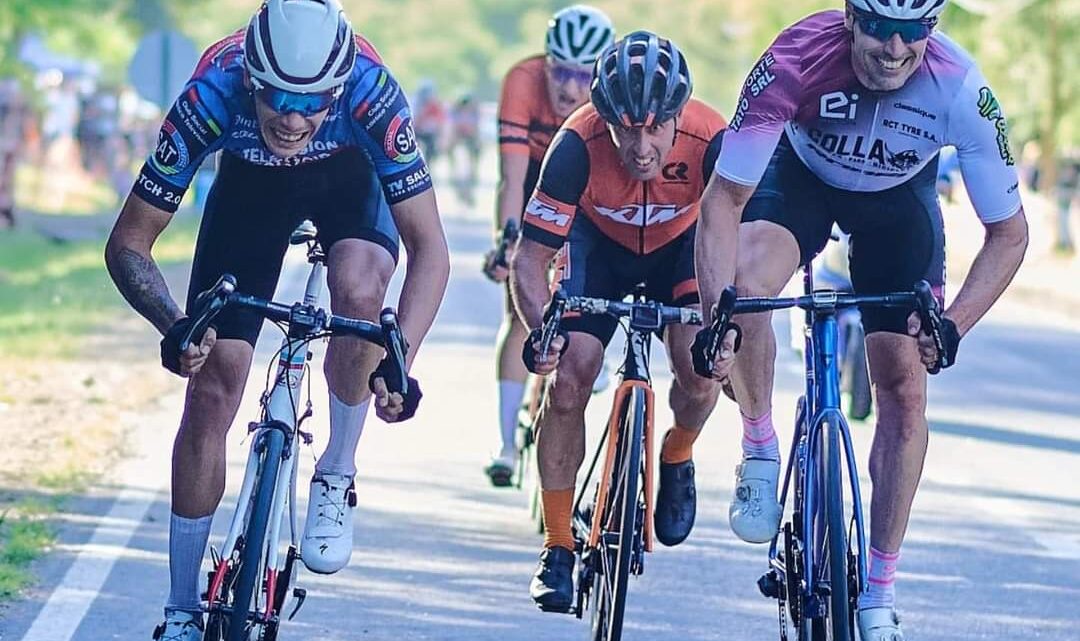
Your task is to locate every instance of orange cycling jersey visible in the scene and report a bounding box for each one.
[498,56,563,164]
[522,99,727,255]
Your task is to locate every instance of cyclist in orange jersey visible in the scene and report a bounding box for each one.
[511,32,738,612]
[481,5,614,487]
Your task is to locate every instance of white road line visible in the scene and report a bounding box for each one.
[20,398,176,641]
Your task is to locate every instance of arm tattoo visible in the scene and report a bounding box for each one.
[108,247,183,334]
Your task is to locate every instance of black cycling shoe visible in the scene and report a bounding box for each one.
[654,459,697,546]
[529,546,575,613]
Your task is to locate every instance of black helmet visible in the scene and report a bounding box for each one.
[591,31,692,127]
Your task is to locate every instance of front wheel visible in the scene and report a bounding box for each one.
[589,387,646,641]
[822,419,854,641]
[227,429,286,641]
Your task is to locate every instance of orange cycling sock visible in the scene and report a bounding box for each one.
[660,425,700,464]
[541,488,576,551]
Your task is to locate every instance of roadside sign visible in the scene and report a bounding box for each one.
[128,30,199,111]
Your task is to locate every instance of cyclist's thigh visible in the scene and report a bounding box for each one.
[312,148,400,264]
[741,134,833,269]
[844,160,945,335]
[556,217,622,347]
[187,155,301,347]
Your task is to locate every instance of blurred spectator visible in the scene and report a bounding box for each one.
[448,93,481,205]
[0,78,28,229]
[76,89,119,180]
[936,145,959,204]
[413,79,447,166]
[1054,151,1080,255]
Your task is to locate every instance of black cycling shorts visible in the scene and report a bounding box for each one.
[554,216,698,346]
[186,148,399,346]
[742,134,945,335]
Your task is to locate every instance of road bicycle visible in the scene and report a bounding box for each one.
[536,288,702,641]
[176,223,410,641]
[697,274,945,641]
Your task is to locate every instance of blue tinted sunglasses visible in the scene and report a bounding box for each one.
[853,9,937,44]
[548,61,594,86]
[256,85,341,116]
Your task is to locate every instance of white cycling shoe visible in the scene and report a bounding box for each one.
[858,607,905,641]
[729,458,782,544]
[153,610,204,641]
[300,473,356,574]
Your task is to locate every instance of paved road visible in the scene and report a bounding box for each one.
[2,191,1079,641]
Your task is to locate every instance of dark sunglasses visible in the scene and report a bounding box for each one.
[548,61,594,86]
[256,85,340,116]
[853,9,937,44]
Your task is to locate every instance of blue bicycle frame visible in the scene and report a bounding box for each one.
[768,266,869,616]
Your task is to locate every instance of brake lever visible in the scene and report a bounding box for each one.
[180,274,236,351]
[703,286,739,375]
[539,289,567,362]
[379,308,409,396]
[913,280,946,374]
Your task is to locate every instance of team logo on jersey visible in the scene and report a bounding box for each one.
[977,87,1015,166]
[662,162,690,182]
[595,204,693,227]
[384,108,419,164]
[525,197,571,227]
[887,148,922,171]
[820,91,859,121]
[151,120,189,176]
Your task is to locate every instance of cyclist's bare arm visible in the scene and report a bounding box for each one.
[509,236,559,331]
[922,207,1028,338]
[695,174,754,318]
[388,188,450,368]
[495,152,530,233]
[105,193,184,335]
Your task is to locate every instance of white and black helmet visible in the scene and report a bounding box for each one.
[245,0,357,93]
[545,5,615,67]
[847,0,949,19]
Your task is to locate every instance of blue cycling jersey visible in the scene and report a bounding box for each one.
[135,32,431,213]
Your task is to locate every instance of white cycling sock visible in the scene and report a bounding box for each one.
[859,546,900,610]
[498,379,527,457]
[166,513,213,614]
[741,410,781,461]
[315,393,370,477]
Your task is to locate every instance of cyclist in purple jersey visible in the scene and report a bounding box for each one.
[694,2,1028,639]
[105,2,450,639]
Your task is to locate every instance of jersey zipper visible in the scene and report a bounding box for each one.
[640,180,648,254]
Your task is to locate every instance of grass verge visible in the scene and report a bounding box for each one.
[0,214,198,356]
[0,500,57,599]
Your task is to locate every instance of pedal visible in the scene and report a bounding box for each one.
[758,570,782,599]
[287,588,307,621]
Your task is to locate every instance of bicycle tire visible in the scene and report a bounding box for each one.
[589,387,645,641]
[844,328,872,421]
[823,418,853,641]
[227,428,286,641]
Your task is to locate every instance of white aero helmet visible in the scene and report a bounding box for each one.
[847,0,949,19]
[545,5,615,67]
[245,0,357,93]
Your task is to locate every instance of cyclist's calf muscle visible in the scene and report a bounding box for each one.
[536,334,604,489]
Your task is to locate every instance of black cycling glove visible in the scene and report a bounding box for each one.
[368,358,422,422]
[522,327,570,374]
[937,317,961,370]
[691,323,742,379]
[160,317,196,376]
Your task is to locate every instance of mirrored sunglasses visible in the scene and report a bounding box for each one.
[854,9,937,44]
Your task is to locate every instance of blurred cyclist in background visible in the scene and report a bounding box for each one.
[481,4,614,487]
[413,79,447,167]
[448,92,481,205]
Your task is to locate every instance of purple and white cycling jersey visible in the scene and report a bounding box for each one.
[715,11,1021,224]
[135,31,431,213]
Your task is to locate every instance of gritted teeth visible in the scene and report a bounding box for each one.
[272,128,306,144]
[874,55,910,71]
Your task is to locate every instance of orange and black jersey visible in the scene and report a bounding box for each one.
[497,56,563,163]
[522,99,727,255]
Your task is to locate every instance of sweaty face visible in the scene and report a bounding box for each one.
[608,119,677,181]
[847,12,930,92]
[254,94,330,159]
[545,60,594,118]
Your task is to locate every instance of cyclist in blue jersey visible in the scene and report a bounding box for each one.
[104,2,450,639]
